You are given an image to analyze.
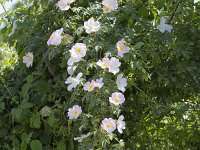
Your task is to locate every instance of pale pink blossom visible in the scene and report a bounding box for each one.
[47,28,63,46]
[56,0,76,11]
[117,115,126,133]
[101,118,116,133]
[67,57,81,66]
[22,52,33,68]
[109,92,125,106]
[116,39,130,57]
[65,73,83,91]
[84,18,100,34]
[96,58,110,69]
[102,0,118,13]
[157,17,173,33]
[83,80,96,92]
[108,57,121,75]
[67,66,77,75]
[67,43,87,66]
[69,43,87,59]
[68,105,82,119]
[95,78,104,89]
[116,74,127,92]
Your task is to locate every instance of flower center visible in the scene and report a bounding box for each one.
[89,24,93,29]
[104,6,111,13]
[51,34,55,40]
[71,78,76,82]
[114,97,119,102]
[76,48,81,54]
[106,123,111,129]
[27,56,32,62]
[88,84,93,90]
[102,62,106,67]
[119,45,124,52]
[73,110,78,115]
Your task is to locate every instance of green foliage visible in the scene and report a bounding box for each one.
[0,0,200,149]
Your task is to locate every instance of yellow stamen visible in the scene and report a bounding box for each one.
[102,63,106,67]
[88,84,93,90]
[27,56,32,62]
[106,123,111,129]
[76,48,81,54]
[114,97,119,102]
[73,110,78,115]
[119,45,124,52]
[104,6,111,13]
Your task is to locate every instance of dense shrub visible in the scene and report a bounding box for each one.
[0,0,200,149]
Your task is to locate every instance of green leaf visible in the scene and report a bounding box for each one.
[57,141,66,150]
[30,140,42,150]
[21,83,31,101]
[21,102,34,109]
[11,107,22,120]
[30,116,41,129]
[0,128,8,138]
[133,42,144,50]
[21,142,27,150]
[26,75,35,83]
[48,114,56,127]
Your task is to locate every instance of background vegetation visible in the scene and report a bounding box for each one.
[0,0,200,149]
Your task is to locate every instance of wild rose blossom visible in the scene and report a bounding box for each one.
[83,80,96,92]
[96,58,110,69]
[56,0,76,11]
[95,78,104,89]
[23,52,34,68]
[116,39,130,57]
[157,17,173,33]
[116,74,127,92]
[101,118,116,133]
[96,57,121,74]
[84,18,100,34]
[68,105,82,119]
[47,28,63,46]
[83,78,104,91]
[67,43,87,66]
[102,0,118,13]
[70,43,87,58]
[108,57,121,75]
[109,92,125,106]
[117,115,126,133]
[65,72,83,91]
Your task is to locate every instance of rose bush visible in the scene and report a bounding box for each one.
[0,0,200,149]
